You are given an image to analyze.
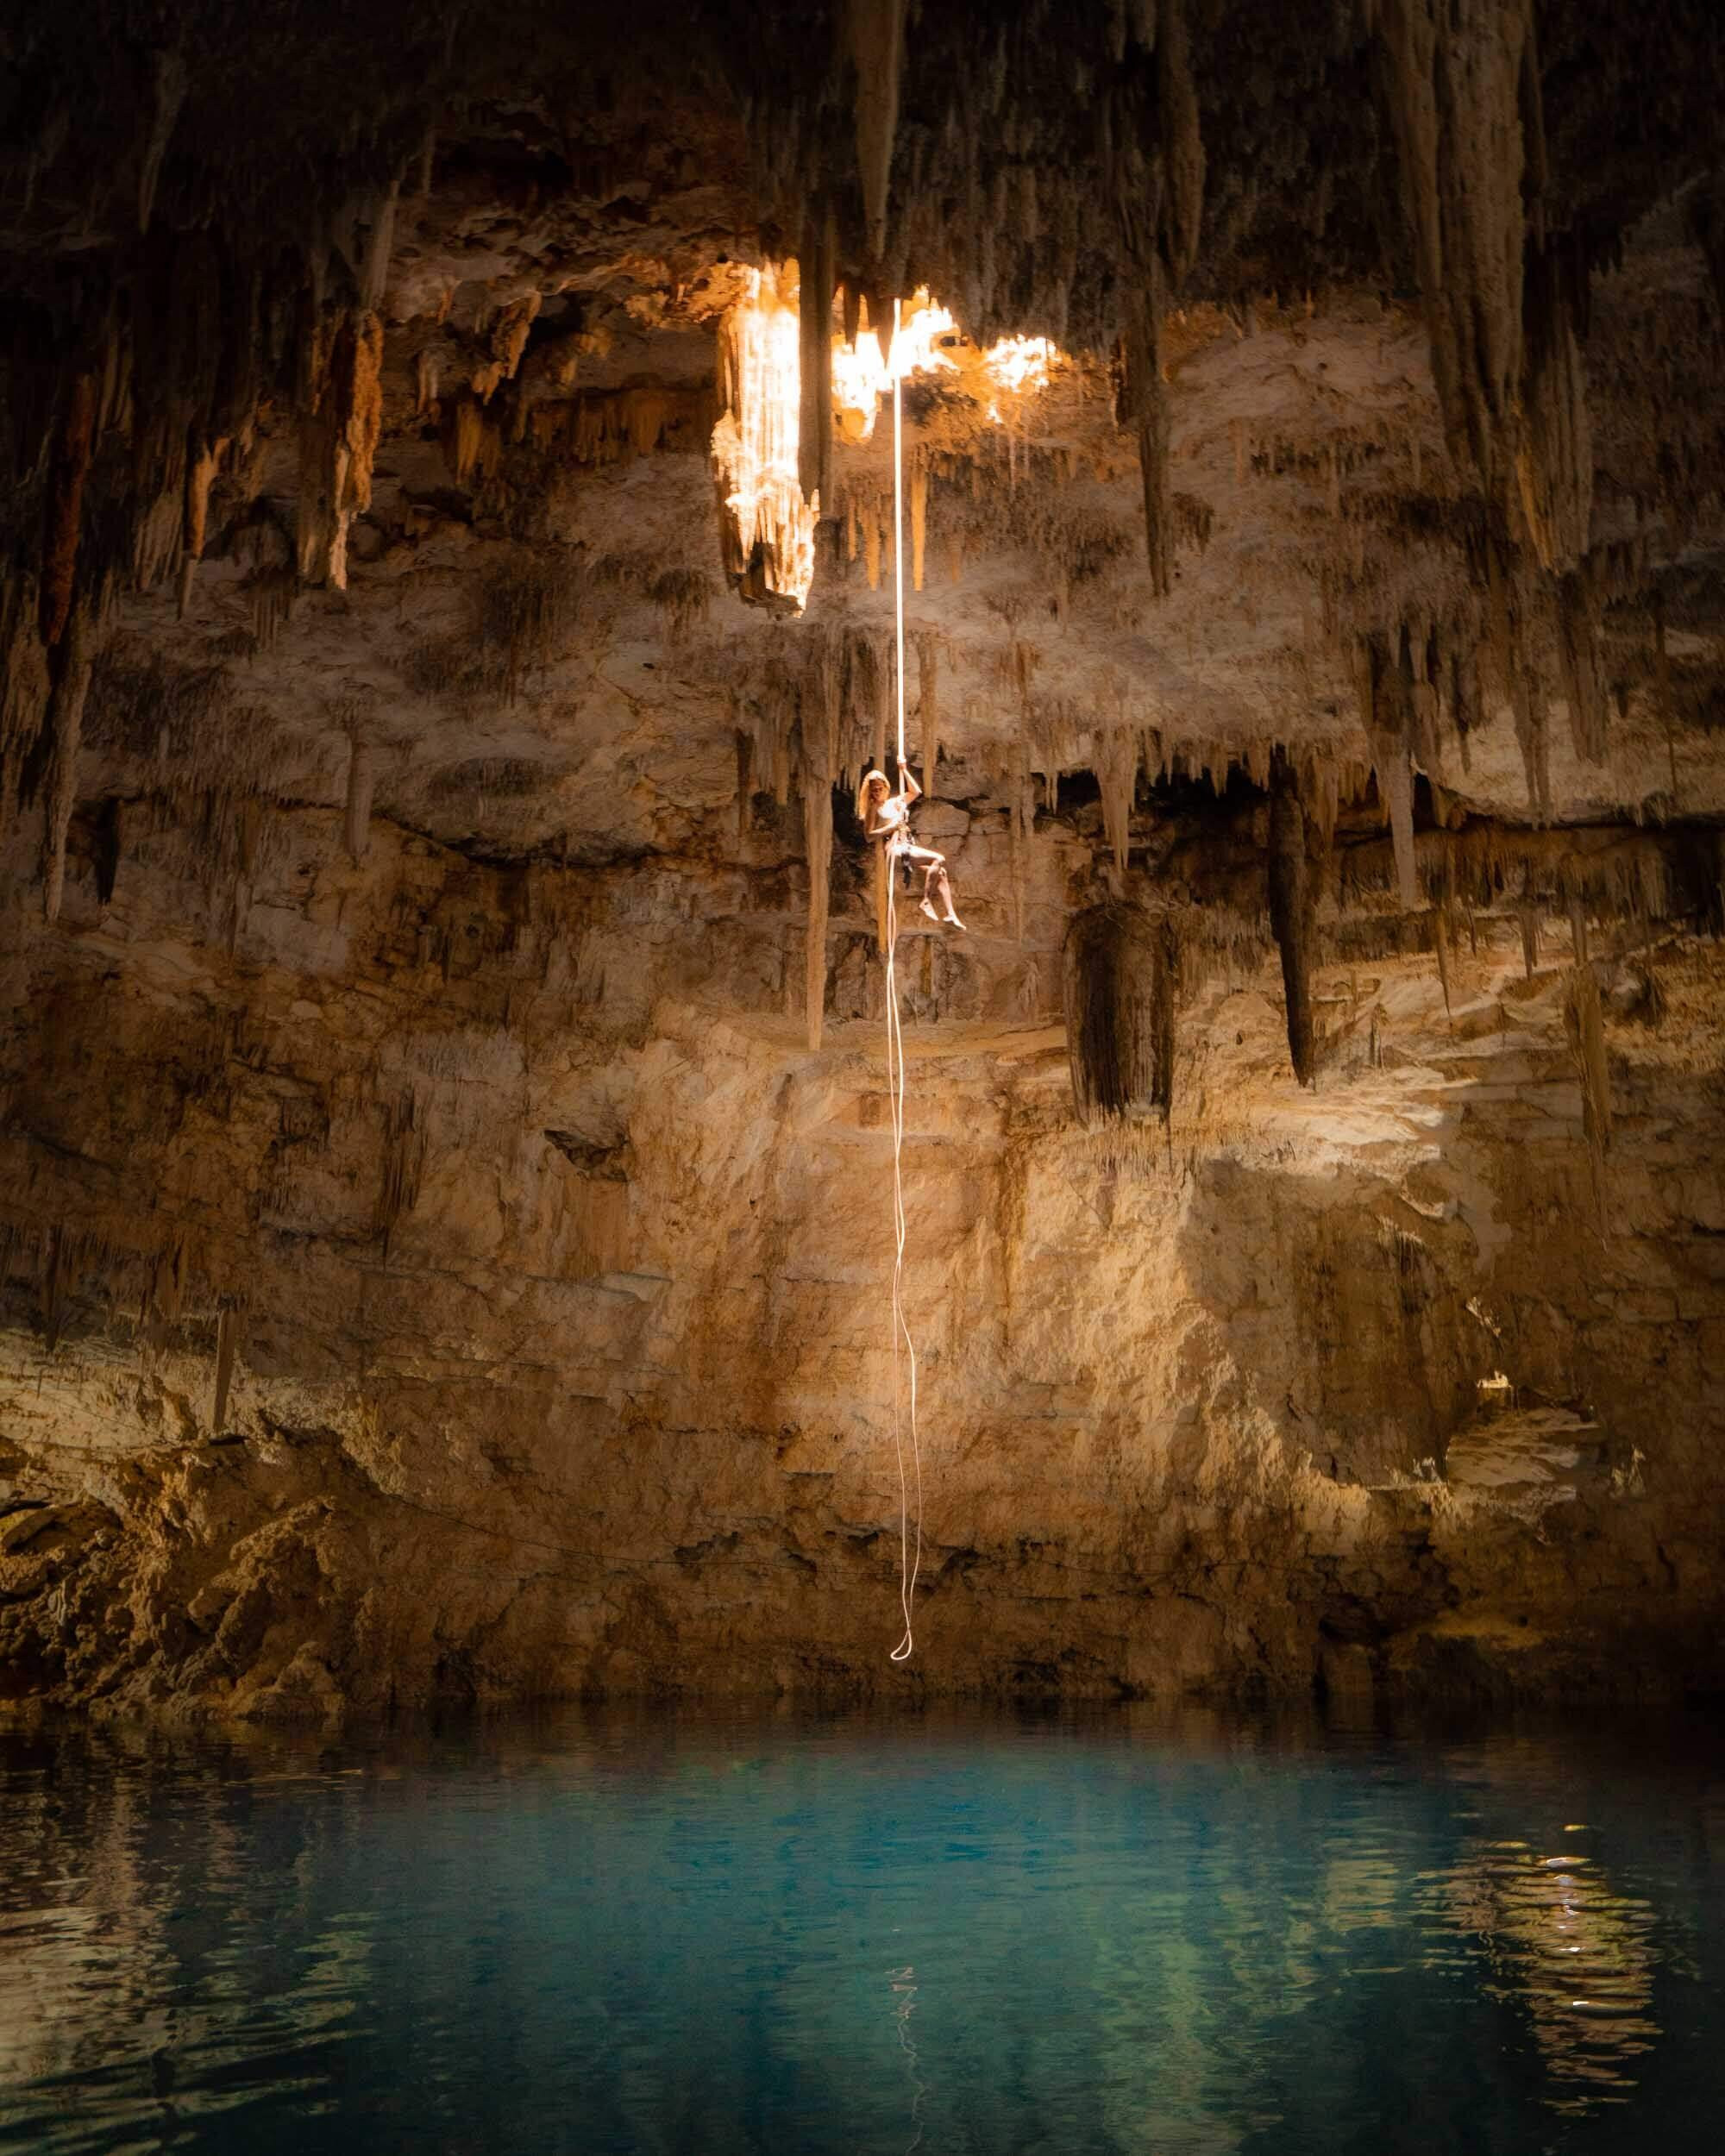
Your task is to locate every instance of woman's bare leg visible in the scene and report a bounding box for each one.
[921,863,965,929]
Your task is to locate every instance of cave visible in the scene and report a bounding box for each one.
[3,0,1725,2144]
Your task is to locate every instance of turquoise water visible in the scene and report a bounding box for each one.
[1,1708,1722,2153]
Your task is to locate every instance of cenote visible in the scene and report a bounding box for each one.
[8,3,1725,2151]
[3,1706,1724,2154]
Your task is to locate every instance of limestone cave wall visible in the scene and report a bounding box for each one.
[3,774,1722,1712]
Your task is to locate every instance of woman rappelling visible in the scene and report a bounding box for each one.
[857,761,966,929]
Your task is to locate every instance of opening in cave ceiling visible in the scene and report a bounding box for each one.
[712,271,1069,612]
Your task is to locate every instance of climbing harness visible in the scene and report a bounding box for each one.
[884,296,924,1664]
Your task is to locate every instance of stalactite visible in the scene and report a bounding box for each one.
[849,632,889,778]
[470,294,540,402]
[374,1088,425,1258]
[1554,567,1607,763]
[914,630,939,776]
[711,266,816,612]
[1007,737,1033,944]
[345,735,375,863]
[910,454,927,592]
[1095,724,1138,877]
[1307,753,1343,852]
[1371,0,1593,582]
[133,490,183,598]
[212,1305,238,1432]
[1518,236,1593,572]
[1433,904,1454,1017]
[1063,904,1176,1125]
[92,796,122,907]
[1715,834,1725,939]
[35,1226,67,1353]
[802,766,832,1052]
[735,724,754,843]
[176,436,224,617]
[1122,285,1173,598]
[40,371,97,649]
[1519,905,1540,980]
[1267,750,1317,1086]
[641,568,709,647]
[136,49,186,232]
[1356,635,1420,910]
[1,583,51,845]
[1157,0,1206,283]
[1371,0,1531,513]
[249,565,297,653]
[1565,962,1610,1225]
[797,212,835,516]
[1148,917,1178,1123]
[41,598,96,924]
[1649,593,1686,800]
[295,310,384,590]
[1477,547,1549,817]
[750,657,797,805]
[1511,673,1551,822]
[449,398,487,483]
[1101,0,1203,596]
[1379,741,1419,912]
[797,628,837,777]
[844,0,907,260]
[524,386,710,467]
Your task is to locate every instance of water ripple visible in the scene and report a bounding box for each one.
[0,1710,1719,2154]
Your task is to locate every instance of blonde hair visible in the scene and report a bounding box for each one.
[855,768,891,822]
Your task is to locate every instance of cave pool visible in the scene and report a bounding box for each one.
[3,1705,1723,2153]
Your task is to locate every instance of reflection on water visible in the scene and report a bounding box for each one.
[0,1732,376,2148]
[888,1962,925,2156]
[0,1708,1722,2155]
[1427,1839,1659,2112]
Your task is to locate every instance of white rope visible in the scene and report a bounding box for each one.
[884,862,923,1663]
[886,295,923,1664]
[893,298,907,768]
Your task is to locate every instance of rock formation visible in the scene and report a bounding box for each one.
[2,0,1723,1716]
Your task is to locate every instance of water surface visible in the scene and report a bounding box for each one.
[2,1704,1722,2153]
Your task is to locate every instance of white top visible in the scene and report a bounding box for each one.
[867,792,912,840]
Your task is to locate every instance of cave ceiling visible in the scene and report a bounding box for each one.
[2,0,1723,1011]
